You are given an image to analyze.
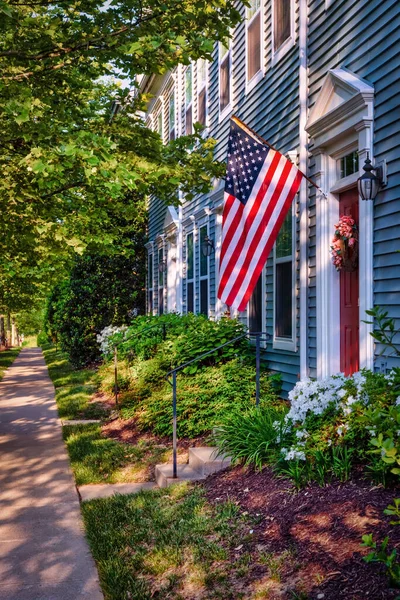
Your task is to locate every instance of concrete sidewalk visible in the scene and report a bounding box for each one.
[0,347,103,600]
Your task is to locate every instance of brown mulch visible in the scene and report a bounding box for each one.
[203,465,400,600]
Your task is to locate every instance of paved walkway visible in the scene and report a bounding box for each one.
[0,347,103,600]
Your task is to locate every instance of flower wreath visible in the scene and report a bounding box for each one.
[331,215,358,272]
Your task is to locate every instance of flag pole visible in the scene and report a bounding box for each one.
[232,115,324,195]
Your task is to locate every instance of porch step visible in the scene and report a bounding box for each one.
[155,463,206,488]
[189,447,231,476]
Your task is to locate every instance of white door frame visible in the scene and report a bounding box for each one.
[306,69,375,378]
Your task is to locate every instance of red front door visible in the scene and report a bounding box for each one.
[339,188,359,376]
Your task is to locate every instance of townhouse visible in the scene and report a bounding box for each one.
[142,0,400,395]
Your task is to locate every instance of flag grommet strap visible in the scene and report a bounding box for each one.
[217,117,304,313]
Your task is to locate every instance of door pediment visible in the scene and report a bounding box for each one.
[306,69,374,146]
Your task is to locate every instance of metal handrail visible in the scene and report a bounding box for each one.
[166,330,270,478]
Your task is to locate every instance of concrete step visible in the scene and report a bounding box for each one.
[155,463,206,488]
[189,447,231,476]
[78,482,156,501]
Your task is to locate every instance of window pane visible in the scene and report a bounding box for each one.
[187,233,194,280]
[157,113,162,137]
[339,151,359,178]
[248,12,261,80]
[148,291,153,314]
[158,248,163,286]
[185,67,192,107]
[200,279,208,315]
[198,59,207,88]
[148,254,153,287]
[158,288,164,315]
[274,0,291,51]
[249,274,262,333]
[187,282,194,313]
[198,88,206,126]
[248,0,261,19]
[200,226,208,276]
[169,94,175,139]
[220,39,230,59]
[186,105,192,134]
[276,211,292,258]
[275,261,292,338]
[220,55,230,112]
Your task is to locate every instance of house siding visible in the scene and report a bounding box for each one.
[307,0,400,375]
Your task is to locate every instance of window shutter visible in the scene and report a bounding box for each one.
[198,88,206,126]
[248,12,261,80]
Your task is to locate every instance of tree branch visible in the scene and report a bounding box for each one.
[41,181,86,199]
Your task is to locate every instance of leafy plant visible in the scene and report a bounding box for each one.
[362,533,400,588]
[364,307,400,358]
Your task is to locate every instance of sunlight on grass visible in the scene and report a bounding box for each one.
[82,484,252,600]
[41,344,107,419]
[0,347,22,380]
[63,424,169,485]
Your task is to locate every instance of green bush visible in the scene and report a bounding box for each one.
[37,331,48,346]
[116,358,280,438]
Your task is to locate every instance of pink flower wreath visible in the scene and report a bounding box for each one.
[331,215,358,271]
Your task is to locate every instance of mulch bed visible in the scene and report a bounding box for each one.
[203,465,400,600]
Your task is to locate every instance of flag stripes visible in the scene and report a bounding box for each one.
[217,119,303,312]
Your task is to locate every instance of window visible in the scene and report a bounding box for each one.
[274,209,295,349]
[219,39,231,116]
[199,225,209,316]
[273,0,291,52]
[197,59,207,127]
[158,247,164,315]
[169,93,175,141]
[248,273,263,333]
[339,151,359,179]
[186,232,194,313]
[148,253,153,314]
[185,66,193,134]
[246,0,262,83]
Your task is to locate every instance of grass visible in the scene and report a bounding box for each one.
[82,483,253,600]
[63,424,170,485]
[41,343,108,420]
[0,346,22,380]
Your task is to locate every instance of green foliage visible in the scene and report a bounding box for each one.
[364,307,400,358]
[0,0,242,311]
[45,251,145,367]
[362,533,400,588]
[212,406,289,471]
[101,356,280,438]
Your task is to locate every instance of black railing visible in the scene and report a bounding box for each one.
[165,331,270,478]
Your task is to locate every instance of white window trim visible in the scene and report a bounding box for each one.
[271,0,295,68]
[273,205,296,352]
[218,40,233,122]
[198,222,210,317]
[245,0,265,95]
[185,65,193,134]
[185,229,195,313]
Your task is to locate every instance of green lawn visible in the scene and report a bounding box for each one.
[63,424,169,485]
[82,484,255,600]
[0,347,22,381]
[41,344,108,420]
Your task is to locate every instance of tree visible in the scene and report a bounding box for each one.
[0,0,243,311]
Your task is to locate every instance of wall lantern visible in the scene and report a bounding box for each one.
[357,153,384,201]
[158,260,166,273]
[201,236,215,257]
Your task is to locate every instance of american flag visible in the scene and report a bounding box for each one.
[217,118,303,312]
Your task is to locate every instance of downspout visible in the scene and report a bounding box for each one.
[299,0,308,379]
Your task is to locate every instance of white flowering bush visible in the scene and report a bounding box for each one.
[97,325,128,356]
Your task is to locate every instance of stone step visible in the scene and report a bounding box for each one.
[155,463,206,488]
[61,419,102,426]
[189,447,231,476]
[78,482,156,502]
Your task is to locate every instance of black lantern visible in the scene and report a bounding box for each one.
[201,236,215,257]
[357,154,382,201]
